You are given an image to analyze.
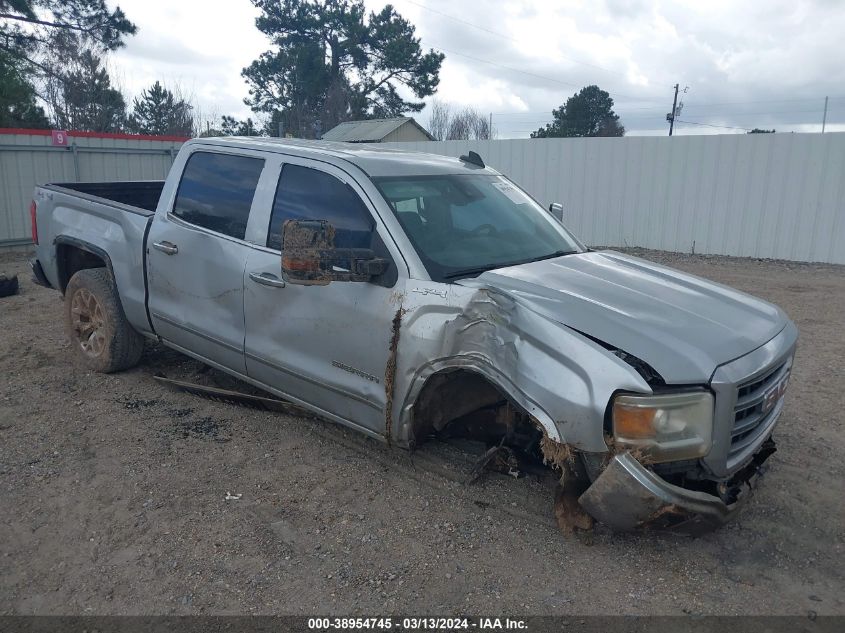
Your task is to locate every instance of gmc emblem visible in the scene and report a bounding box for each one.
[761,372,790,415]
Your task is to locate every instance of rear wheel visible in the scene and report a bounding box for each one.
[64,268,143,373]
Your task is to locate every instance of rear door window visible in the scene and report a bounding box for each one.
[172,151,264,240]
[267,164,374,250]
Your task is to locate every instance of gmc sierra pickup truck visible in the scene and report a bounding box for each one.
[29,137,797,532]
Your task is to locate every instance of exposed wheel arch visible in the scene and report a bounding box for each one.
[55,237,112,294]
[403,365,561,449]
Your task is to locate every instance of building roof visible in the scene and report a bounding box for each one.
[187,137,497,178]
[321,117,435,142]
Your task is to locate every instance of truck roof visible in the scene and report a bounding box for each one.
[185,136,500,178]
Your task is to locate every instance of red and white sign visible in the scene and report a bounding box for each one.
[51,130,68,146]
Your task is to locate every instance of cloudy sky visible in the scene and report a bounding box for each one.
[109,0,845,138]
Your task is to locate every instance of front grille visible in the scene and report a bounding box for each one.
[729,360,790,462]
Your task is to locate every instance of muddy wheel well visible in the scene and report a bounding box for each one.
[410,369,547,453]
[410,369,594,533]
[56,243,108,294]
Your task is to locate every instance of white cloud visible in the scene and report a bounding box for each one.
[105,0,845,137]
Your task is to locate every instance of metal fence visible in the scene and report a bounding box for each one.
[4,130,843,263]
[0,129,185,248]
[388,133,845,265]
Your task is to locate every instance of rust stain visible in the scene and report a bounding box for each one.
[540,431,594,534]
[540,433,573,469]
[605,433,651,465]
[383,305,406,446]
[554,480,595,534]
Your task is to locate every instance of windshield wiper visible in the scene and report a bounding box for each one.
[523,249,578,264]
[442,250,578,280]
[442,266,501,280]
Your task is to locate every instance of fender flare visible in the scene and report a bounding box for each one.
[54,235,114,293]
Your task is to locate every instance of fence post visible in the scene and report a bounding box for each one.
[71,142,80,181]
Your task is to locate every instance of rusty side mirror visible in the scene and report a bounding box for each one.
[281,219,388,286]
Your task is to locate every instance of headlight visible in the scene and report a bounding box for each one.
[612,391,714,462]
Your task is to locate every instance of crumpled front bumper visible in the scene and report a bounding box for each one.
[578,440,776,533]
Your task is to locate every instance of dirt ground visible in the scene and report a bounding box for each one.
[1,248,843,616]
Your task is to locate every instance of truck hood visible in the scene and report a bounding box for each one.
[463,250,787,384]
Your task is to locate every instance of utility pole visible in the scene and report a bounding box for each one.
[667,83,679,136]
[822,96,829,133]
[489,112,493,139]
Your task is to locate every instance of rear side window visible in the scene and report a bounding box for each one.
[172,151,264,240]
[267,164,374,250]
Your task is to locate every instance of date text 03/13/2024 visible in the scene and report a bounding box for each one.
[307,617,528,630]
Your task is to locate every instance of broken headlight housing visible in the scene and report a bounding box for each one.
[612,391,714,462]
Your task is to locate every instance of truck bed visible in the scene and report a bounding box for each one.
[47,181,165,215]
[33,181,161,336]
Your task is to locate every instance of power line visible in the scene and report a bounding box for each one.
[425,40,666,102]
[681,108,826,118]
[423,40,581,90]
[493,97,845,115]
[675,120,751,132]
[493,106,833,121]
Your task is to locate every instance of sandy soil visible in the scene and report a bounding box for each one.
[0,248,843,615]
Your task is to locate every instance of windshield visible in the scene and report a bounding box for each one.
[374,174,584,282]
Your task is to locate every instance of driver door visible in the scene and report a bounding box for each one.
[243,158,398,435]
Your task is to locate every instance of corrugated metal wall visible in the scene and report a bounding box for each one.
[387,133,845,264]
[0,130,184,247]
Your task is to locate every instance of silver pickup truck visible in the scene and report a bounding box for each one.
[29,138,797,532]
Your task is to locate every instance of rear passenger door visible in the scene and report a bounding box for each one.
[147,150,268,374]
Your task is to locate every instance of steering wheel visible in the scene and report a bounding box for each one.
[471,223,498,236]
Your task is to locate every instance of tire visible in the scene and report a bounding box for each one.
[0,274,19,298]
[64,268,144,373]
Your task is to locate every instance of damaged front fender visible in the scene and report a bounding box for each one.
[392,282,651,452]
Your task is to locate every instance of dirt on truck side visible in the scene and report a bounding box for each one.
[0,248,844,615]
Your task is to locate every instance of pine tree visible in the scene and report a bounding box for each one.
[128,81,194,136]
[532,86,625,138]
[0,0,135,75]
[0,51,50,128]
[46,39,127,132]
[242,0,443,138]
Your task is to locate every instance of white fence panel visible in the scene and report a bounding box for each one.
[0,130,184,247]
[387,133,845,264]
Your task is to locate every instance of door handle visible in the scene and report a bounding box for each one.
[153,241,178,255]
[249,271,286,288]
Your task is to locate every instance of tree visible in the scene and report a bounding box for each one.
[428,100,494,141]
[201,115,261,137]
[426,101,493,141]
[531,85,624,138]
[0,0,136,77]
[0,51,49,127]
[427,100,450,141]
[243,0,444,138]
[44,35,127,132]
[446,107,492,140]
[748,128,775,134]
[128,81,193,136]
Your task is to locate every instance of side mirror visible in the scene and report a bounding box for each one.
[281,219,388,286]
[548,202,564,220]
